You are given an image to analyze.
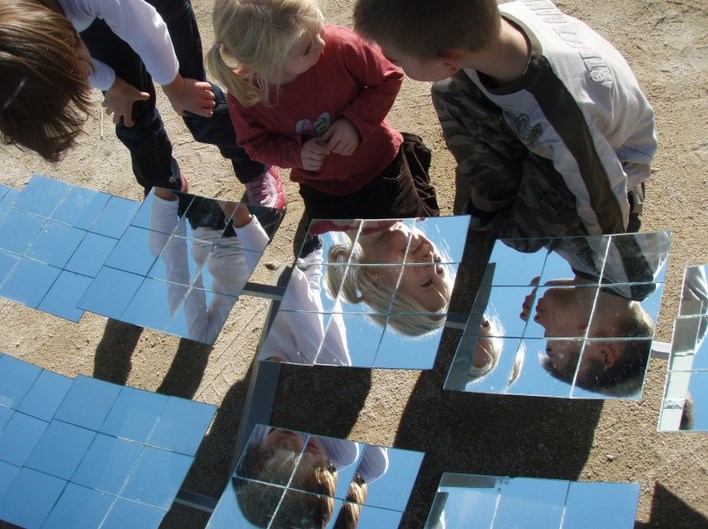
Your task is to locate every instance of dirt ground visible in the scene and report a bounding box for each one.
[1,0,707,528]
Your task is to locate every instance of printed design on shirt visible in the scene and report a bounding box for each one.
[296,112,331,138]
[503,111,541,149]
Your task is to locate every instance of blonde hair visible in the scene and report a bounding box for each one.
[325,233,453,337]
[206,0,324,107]
[467,313,525,387]
[0,0,93,162]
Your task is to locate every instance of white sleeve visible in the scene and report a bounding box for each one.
[234,216,270,273]
[67,0,179,88]
[357,446,389,484]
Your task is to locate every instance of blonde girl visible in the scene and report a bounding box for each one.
[206,0,439,220]
[325,220,455,337]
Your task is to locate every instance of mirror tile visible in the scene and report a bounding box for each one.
[25,420,95,479]
[100,497,166,529]
[447,232,670,399]
[659,263,708,431]
[40,483,115,529]
[424,474,639,529]
[120,446,194,509]
[11,174,69,217]
[0,355,41,408]
[0,467,67,529]
[210,424,422,529]
[71,433,144,494]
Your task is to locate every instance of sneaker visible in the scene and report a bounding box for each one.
[167,172,189,193]
[245,166,286,209]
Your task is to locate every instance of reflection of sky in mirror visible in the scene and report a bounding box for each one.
[447,232,671,399]
[659,262,708,431]
[0,177,281,342]
[263,216,470,369]
[0,355,215,529]
[425,473,639,529]
[214,424,421,529]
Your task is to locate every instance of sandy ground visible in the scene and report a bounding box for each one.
[1,0,707,528]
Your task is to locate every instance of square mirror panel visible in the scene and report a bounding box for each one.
[258,216,470,369]
[445,232,671,399]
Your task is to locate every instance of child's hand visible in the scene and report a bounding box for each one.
[301,138,330,171]
[321,118,360,156]
[162,74,216,117]
[103,77,150,127]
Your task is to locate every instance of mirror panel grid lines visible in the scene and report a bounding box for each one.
[445,231,672,399]
[0,353,216,529]
[0,174,283,344]
[423,473,640,529]
[258,216,471,369]
[659,263,708,432]
[206,424,423,529]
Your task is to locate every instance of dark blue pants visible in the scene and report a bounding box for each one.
[80,0,265,192]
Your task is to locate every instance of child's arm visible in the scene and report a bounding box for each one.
[331,26,403,143]
[227,96,305,169]
[73,0,214,120]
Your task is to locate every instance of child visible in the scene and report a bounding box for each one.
[0,0,285,208]
[234,425,362,527]
[523,278,654,396]
[353,0,656,238]
[517,231,670,396]
[148,187,270,344]
[206,0,439,220]
[322,219,455,337]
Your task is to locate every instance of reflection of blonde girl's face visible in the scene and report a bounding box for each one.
[282,28,326,81]
[360,223,448,312]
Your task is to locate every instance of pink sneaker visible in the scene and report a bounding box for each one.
[245,166,286,209]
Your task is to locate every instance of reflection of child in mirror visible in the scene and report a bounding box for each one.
[259,235,351,365]
[234,425,360,528]
[206,0,439,220]
[468,312,524,388]
[323,220,455,336]
[149,187,268,343]
[520,276,654,396]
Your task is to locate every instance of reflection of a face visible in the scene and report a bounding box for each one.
[360,222,447,312]
[520,277,596,338]
[262,429,329,468]
[472,316,499,370]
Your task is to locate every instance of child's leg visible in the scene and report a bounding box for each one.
[298,185,351,220]
[400,132,440,218]
[432,71,528,225]
[149,0,268,185]
[80,19,179,193]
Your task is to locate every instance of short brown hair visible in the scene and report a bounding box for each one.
[0,0,93,162]
[353,0,501,59]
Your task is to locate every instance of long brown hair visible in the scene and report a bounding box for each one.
[0,0,94,162]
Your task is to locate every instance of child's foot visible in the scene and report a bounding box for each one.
[245,166,286,209]
[167,172,189,193]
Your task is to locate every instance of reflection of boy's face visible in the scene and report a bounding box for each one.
[361,223,448,312]
[520,277,596,338]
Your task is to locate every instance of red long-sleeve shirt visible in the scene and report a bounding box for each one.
[227,25,404,196]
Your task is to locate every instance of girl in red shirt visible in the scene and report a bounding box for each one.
[206,0,438,220]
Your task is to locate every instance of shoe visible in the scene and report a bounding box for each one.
[167,172,189,193]
[245,166,286,209]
